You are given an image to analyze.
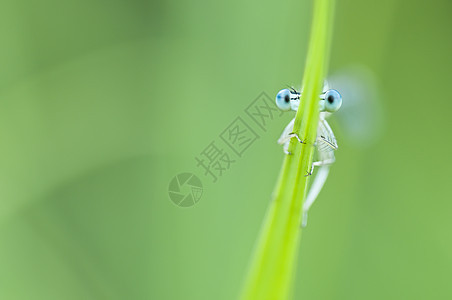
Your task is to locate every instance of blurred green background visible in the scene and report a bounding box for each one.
[0,0,451,299]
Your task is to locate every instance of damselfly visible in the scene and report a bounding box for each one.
[275,83,342,227]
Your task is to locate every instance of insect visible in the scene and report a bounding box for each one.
[275,82,342,227]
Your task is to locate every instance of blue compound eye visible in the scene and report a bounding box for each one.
[324,89,342,112]
[276,89,292,111]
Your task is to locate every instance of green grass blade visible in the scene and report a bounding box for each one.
[240,0,335,299]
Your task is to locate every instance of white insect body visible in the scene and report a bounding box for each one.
[275,83,342,227]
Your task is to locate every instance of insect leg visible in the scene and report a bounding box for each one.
[302,165,330,227]
[278,119,306,154]
[301,140,336,226]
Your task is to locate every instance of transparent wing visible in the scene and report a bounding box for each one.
[316,118,338,155]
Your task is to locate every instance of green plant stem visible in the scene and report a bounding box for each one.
[240,0,335,299]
